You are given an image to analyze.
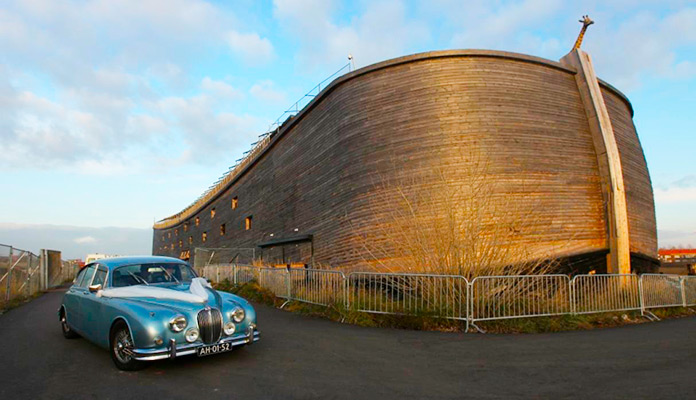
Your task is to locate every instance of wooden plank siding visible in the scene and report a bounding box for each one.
[152,50,657,271]
[601,88,658,258]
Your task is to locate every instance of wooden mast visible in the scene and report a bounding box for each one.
[561,16,632,274]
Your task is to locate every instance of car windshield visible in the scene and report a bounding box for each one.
[111,263,197,287]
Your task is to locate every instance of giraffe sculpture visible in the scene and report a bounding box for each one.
[572,15,594,51]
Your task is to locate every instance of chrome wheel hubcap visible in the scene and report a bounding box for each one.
[114,330,133,363]
[61,316,69,332]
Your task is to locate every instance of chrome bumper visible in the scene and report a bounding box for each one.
[130,330,260,361]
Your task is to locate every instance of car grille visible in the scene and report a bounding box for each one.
[197,308,222,344]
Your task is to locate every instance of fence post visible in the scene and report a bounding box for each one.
[680,277,687,308]
[233,265,238,285]
[570,276,576,315]
[286,269,291,299]
[38,250,44,291]
[464,277,470,332]
[467,280,474,329]
[26,253,32,297]
[638,274,645,315]
[5,246,12,302]
[41,249,49,290]
[344,273,350,310]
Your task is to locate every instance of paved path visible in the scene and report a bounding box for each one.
[0,289,695,399]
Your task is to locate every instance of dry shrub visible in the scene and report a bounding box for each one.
[341,148,579,318]
[352,148,569,279]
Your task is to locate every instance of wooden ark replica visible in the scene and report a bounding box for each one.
[153,45,658,274]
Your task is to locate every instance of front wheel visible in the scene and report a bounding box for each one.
[110,322,146,371]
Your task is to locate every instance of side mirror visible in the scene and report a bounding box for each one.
[88,284,102,293]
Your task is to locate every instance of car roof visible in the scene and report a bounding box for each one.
[94,256,187,269]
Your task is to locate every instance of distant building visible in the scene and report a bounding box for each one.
[84,253,118,264]
[658,249,696,275]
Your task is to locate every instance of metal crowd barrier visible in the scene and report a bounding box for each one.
[571,274,641,314]
[640,274,684,310]
[208,264,696,331]
[470,275,570,323]
[346,272,468,325]
[683,276,696,307]
[259,268,290,298]
[235,265,259,285]
[289,269,346,306]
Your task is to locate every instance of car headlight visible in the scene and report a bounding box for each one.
[230,306,245,323]
[223,322,236,335]
[169,315,187,332]
[185,328,199,343]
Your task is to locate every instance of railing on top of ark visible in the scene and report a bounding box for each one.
[193,262,696,333]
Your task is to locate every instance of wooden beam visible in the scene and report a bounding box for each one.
[561,49,631,274]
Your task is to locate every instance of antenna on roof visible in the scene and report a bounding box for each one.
[348,53,355,72]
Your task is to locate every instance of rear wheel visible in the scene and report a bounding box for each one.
[60,309,79,339]
[110,322,146,371]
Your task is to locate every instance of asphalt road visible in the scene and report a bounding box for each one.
[0,289,694,400]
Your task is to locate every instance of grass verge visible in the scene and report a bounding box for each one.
[0,291,45,314]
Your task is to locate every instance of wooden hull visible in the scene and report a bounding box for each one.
[152,50,657,272]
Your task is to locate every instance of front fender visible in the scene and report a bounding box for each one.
[104,298,182,350]
[218,291,258,327]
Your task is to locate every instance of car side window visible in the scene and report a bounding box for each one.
[92,266,108,288]
[77,265,96,288]
[73,267,87,286]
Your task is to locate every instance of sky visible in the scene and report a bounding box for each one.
[1,0,695,255]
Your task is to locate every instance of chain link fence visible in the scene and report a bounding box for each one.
[0,244,79,308]
[193,247,256,271]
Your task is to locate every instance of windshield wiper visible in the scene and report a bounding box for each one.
[128,272,149,285]
[162,268,180,284]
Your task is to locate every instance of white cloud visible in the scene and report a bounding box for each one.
[74,236,97,244]
[583,7,696,90]
[0,0,275,172]
[655,175,696,204]
[153,93,263,164]
[226,31,275,65]
[273,0,429,69]
[249,80,286,104]
[655,187,696,204]
[422,1,696,91]
[201,77,243,100]
[449,0,563,52]
[658,230,696,248]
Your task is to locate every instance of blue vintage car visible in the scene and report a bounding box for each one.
[59,256,259,370]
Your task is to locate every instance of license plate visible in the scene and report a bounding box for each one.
[196,342,233,357]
